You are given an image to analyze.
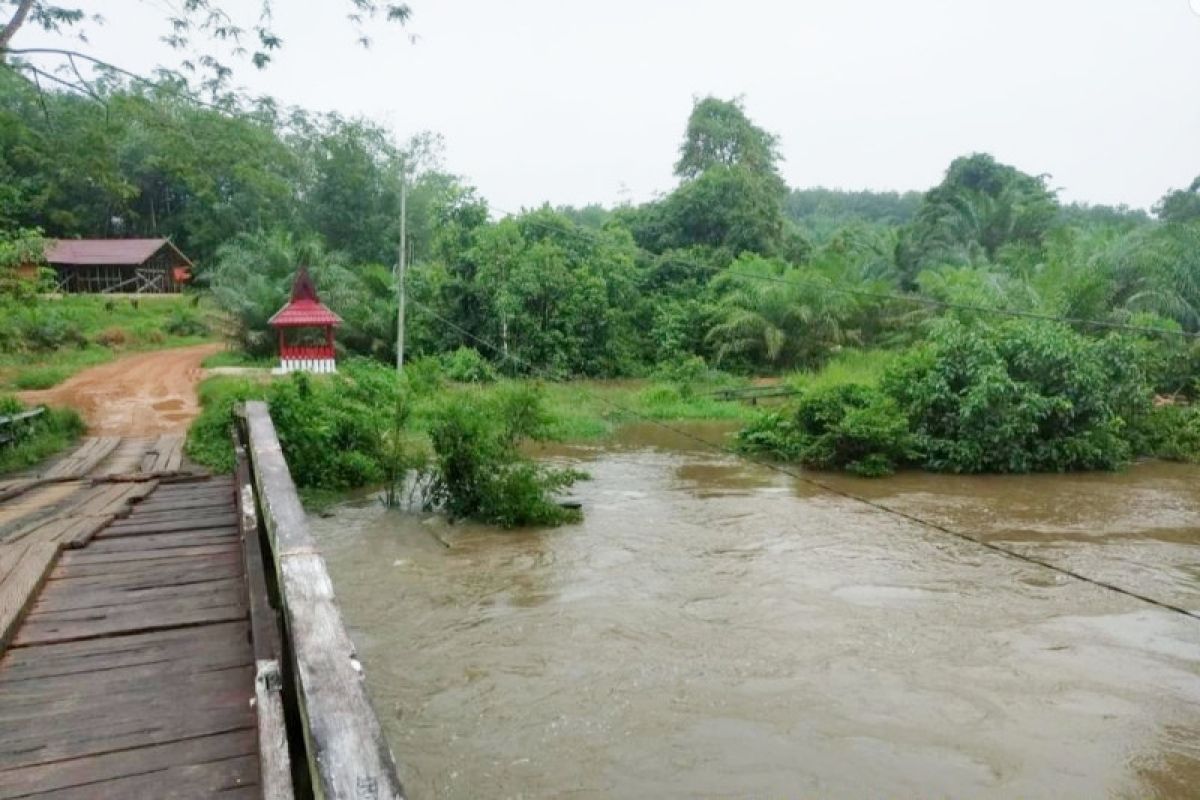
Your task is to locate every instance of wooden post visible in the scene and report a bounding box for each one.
[240,402,406,800]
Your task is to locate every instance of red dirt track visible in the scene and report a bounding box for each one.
[18,343,223,436]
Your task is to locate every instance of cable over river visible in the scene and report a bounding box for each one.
[311,422,1200,799]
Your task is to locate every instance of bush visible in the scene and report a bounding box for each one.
[1129,403,1200,463]
[883,320,1138,473]
[738,383,912,476]
[20,310,86,351]
[94,327,130,347]
[427,387,583,527]
[164,307,210,337]
[441,347,498,383]
[737,320,1158,476]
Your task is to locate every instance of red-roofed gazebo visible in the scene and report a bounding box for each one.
[269,268,342,374]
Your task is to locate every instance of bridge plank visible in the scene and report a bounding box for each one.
[0,469,266,798]
[0,621,248,682]
[0,730,258,799]
[0,541,58,651]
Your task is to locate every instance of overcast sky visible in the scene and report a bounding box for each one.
[19,0,1200,213]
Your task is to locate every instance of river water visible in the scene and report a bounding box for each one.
[310,423,1200,799]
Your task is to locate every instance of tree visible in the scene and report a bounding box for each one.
[706,254,860,370]
[675,96,783,186]
[897,153,1059,286]
[1155,176,1200,225]
[1,0,411,98]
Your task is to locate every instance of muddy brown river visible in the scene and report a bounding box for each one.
[310,423,1200,799]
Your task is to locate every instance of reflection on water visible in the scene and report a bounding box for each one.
[310,423,1200,799]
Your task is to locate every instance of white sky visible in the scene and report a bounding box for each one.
[16,0,1200,213]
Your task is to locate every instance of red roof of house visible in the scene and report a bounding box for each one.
[45,238,193,267]
[269,267,342,328]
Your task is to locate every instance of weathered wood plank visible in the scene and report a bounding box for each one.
[0,729,257,799]
[46,558,239,591]
[61,541,240,566]
[44,436,121,479]
[0,541,58,652]
[31,755,260,800]
[104,514,240,536]
[0,703,255,771]
[49,550,242,579]
[255,659,294,800]
[244,400,405,800]
[84,529,237,553]
[14,595,248,647]
[30,575,244,614]
[0,621,248,681]
[0,662,255,720]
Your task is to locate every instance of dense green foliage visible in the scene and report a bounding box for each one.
[0,396,85,476]
[426,386,583,527]
[7,68,1200,482]
[186,361,583,525]
[739,321,1200,475]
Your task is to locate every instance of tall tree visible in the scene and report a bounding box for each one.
[675,96,783,186]
[897,153,1059,286]
[1155,176,1200,225]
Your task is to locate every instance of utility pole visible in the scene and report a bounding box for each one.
[396,160,408,372]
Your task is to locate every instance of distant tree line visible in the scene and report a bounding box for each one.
[4,75,1200,384]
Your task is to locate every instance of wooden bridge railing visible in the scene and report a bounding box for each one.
[237,401,406,800]
[0,406,45,447]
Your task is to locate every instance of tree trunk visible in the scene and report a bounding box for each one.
[0,0,35,55]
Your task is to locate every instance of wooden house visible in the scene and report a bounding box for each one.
[40,239,194,294]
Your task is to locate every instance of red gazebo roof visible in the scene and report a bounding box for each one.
[269,268,342,328]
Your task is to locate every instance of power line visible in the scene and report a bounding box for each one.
[411,297,1200,623]
[488,206,1200,340]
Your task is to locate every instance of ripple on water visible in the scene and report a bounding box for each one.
[310,435,1200,800]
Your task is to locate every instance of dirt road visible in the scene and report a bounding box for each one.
[18,343,223,436]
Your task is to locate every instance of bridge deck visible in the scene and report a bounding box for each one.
[0,439,262,799]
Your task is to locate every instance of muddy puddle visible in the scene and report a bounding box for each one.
[310,422,1200,799]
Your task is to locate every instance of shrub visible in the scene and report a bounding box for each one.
[441,347,498,383]
[737,320,1159,476]
[883,320,1139,473]
[94,327,130,347]
[20,310,86,351]
[164,307,210,337]
[1129,403,1200,463]
[738,383,912,476]
[427,388,583,527]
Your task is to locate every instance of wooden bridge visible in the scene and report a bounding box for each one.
[0,403,404,799]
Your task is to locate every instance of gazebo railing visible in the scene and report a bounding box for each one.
[280,345,335,360]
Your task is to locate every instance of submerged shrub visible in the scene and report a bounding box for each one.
[738,321,1160,477]
[883,320,1139,473]
[1129,403,1200,463]
[738,383,912,476]
[427,388,583,527]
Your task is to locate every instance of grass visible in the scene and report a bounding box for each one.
[783,349,898,392]
[0,294,222,391]
[535,380,760,440]
[201,350,275,369]
[0,399,86,476]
